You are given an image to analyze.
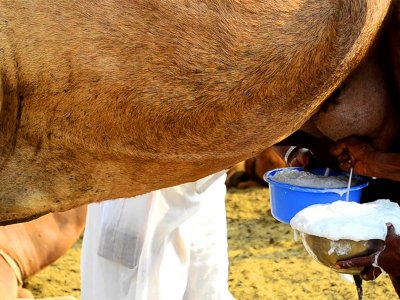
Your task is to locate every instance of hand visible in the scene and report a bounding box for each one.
[330,136,378,177]
[284,147,338,172]
[285,147,315,170]
[336,224,400,280]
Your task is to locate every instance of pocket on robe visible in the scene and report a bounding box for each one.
[96,197,150,269]
[97,225,142,269]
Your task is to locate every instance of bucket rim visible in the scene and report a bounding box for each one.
[264,167,369,193]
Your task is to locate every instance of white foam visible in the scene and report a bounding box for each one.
[290,200,400,241]
[271,169,360,188]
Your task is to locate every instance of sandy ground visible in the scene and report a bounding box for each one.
[25,187,398,300]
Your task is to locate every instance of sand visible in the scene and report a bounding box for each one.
[25,187,398,299]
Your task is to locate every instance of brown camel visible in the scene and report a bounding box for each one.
[0,0,393,224]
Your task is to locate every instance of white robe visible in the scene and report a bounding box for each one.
[81,172,234,300]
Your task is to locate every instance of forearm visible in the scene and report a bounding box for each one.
[370,153,400,182]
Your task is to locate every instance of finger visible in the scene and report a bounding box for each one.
[339,161,352,172]
[330,142,347,157]
[302,153,322,172]
[361,266,382,281]
[336,153,351,163]
[331,136,369,157]
[288,157,303,167]
[336,253,376,268]
[386,223,397,236]
[296,151,311,167]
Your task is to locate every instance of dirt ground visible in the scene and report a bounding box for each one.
[25,187,398,300]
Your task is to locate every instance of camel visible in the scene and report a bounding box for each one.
[227,5,400,188]
[0,0,394,224]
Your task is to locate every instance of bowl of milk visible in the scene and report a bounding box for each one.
[290,200,400,274]
[264,167,368,224]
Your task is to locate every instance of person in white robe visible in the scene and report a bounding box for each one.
[81,171,234,300]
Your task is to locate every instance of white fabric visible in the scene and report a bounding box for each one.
[81,172,234,300]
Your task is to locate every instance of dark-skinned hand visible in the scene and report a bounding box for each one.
[286,148,315,170]
[336,223,400,280]
[330,136,379,177]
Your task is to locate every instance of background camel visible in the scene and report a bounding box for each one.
[0,206,86,299]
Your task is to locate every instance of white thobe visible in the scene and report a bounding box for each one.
[81,172,234,300]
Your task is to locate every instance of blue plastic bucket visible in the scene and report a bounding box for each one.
[264,167,369,224]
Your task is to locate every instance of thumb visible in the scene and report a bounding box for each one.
[386,223,397,237]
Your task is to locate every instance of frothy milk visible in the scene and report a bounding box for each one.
[271,169,361,188]
[290,200,400,241]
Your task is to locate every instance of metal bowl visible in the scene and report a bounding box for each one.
[300,232,385,274]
